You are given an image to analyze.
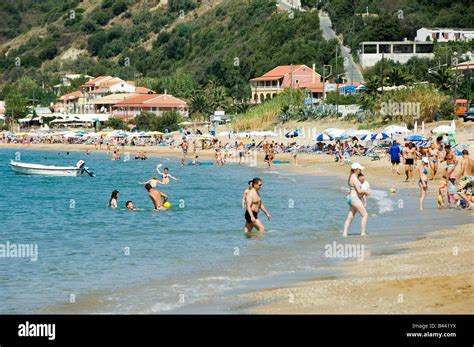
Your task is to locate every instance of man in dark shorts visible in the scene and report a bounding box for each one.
[388,140,401,175]
[403,142,416,181]
[244,177,272,233]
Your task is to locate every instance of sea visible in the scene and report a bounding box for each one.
[0,149,471,313]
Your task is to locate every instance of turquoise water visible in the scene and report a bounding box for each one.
[0,149,470,313]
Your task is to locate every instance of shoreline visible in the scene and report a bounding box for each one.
[1,142,473,314]
[240,222,473,314]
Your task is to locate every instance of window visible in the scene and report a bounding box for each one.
[415,44,433,53]
[393,44,413,54]
[363,44,377,54]
[379,44,391,54]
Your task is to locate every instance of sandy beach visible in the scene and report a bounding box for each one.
[243,223,473,314]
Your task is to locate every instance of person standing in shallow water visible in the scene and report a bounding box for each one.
[418,157,429,210]
[342,163,368,237]
[244,178,271,233]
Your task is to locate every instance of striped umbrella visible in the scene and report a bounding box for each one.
[371,132,390,140]
[315,133,334,141]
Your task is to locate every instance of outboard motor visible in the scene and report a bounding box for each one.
[76,160,85,169]
[76,160,95,177]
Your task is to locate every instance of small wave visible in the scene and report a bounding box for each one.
[369,189,395,214]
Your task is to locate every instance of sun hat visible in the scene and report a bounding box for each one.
[351,163,364,170]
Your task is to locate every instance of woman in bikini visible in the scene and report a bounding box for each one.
[428,144,439,180]
[418,157,429,210]
[342,163,368,237]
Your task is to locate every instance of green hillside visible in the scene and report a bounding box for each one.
[0,0,336,102]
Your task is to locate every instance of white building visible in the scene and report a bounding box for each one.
[416,27,474,42]
[358,40,434,68]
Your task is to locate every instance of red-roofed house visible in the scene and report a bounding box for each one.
[112,94,188,121]
[250,64,321,103]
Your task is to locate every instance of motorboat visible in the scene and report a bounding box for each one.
[10,159,95,177]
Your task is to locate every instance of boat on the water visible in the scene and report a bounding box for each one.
[10,160,95,177]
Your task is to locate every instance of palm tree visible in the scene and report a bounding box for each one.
[429,66,455,91]
[364,75,381,95]
[387,66,413,86]
[189,91,211,116]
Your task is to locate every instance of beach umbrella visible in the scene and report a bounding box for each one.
[406,135,426,141]
[315,133,334,141]
[432,125,454,134]
[383,125,412,135]
[146,131,164,136]
[353,130,372,137]
[285,130,299,138]
[371,132,390,140]
[360,134,372,141]
[340,129,358,137]
[322,128,345,138]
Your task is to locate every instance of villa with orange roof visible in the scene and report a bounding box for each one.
[250,64,321,103]
[112,93,188,121]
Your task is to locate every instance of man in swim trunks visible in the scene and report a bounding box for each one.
[403,142,416,181]
[145,183,168,210]
[457,149,474,209]
[441,144,457,177]
[244,177,271,233]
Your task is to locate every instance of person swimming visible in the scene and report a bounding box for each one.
[145,183,168,210]
[139,176,162,187]
[156,165,178,184]
[125,201,135,210]
[108,190,119,208]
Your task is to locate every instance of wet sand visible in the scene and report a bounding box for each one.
[243,224,473,314]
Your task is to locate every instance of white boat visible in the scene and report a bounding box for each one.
[10,160,94,177]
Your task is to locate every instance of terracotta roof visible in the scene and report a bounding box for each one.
[58,90,82,101]
[135,87,154,94]
[89,88,109,94]
[250,65,306,81]
[100,78,127,87]
[81,76,112,87]
[112,94,187,108]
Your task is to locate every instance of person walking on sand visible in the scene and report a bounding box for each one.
[428,144,439,180]
[108,190,119,208]
[388,140,401,175]
[343,163,368,237]
[457,149,474,209]
[244,178,272,233]
[145,183,168,210]
[441,145,457,177]
[418,157,429,210]
[403,142,416,181]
